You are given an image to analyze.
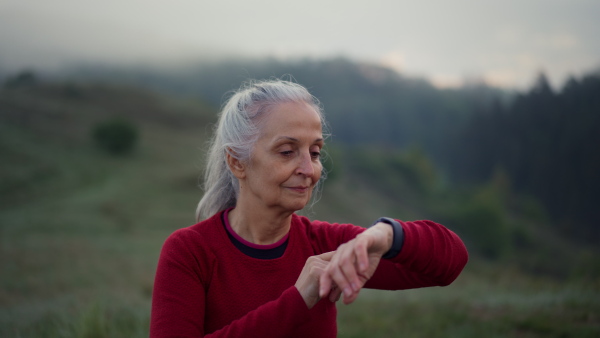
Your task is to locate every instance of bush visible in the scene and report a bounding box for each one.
[4,70,38,89]
[456,198,510,259]
[92,118,139,155]
[442,180,513,260]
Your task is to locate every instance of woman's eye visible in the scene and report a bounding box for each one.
[311,151,321,159]
[280,151,293,156]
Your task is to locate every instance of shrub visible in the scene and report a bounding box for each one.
[92,118,139,155]
[456,198,510,259]
[4,70,37,89]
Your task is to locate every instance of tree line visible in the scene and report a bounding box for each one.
[448,72,600,243]
[58,57,599,243]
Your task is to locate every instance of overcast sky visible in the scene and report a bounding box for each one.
[0,0,598,89]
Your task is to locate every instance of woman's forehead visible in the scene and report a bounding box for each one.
[259,101,323,138]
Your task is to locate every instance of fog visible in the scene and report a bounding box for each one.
[0,0,598,88]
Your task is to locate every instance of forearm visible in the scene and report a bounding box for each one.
[204,287,311,337]
[153,285,312,338]
[366,220,468,290]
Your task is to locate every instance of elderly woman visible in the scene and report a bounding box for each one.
[150,79,468,337]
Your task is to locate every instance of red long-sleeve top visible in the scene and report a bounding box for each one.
[150,211,468,337]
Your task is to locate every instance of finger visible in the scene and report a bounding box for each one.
[334,290,342,302]
[319,270,332,298]
[327,257,356,300]
[306,255,329,272]
[354,236,370,274]
[339,256,361,293]
[317,251,336,262]
[328,286,342,302]
[309,252,333,295]
[336,245,362,293]
[342,288,360,305]
[324,244,359,298]
[316,252,336,298]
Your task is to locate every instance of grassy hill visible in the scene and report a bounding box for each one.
[0,80,598,337]
[0,80,215,336]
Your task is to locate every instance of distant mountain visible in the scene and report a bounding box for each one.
[58,57,508,170]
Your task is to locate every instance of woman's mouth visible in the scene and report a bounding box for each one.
[287,186,310,193]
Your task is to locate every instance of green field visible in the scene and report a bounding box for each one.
[1,82,598,337]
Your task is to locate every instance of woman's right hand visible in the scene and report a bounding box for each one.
[294,251,342,309]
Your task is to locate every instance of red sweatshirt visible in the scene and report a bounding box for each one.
[150,212,468,337]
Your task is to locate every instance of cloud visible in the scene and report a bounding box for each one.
[0,0,598,89]
[536,33,579,49]
[429,74,464,89]
[380,51,405,73]
[482,70,519,88]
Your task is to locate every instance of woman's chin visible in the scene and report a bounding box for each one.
[283,199,311,213]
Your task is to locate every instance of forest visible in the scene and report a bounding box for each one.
[451,73,600,243]
[0,58,598,336]
[64,57,600,246]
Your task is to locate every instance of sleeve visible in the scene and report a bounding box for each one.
[202,287,312,337]
[150,231,208,337]
[364,220,468,290]
[150,230,312,338]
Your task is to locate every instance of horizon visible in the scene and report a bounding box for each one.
[1,55,592,93]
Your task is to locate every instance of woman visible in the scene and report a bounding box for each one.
[150,79,468,337]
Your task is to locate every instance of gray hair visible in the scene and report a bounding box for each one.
[196,79,328,221]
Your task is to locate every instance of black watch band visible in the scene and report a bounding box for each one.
[371,217,405,259]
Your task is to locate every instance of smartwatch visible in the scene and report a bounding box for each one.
[371,217,404,259]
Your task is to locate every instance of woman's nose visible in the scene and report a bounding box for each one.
[296,152,315,176]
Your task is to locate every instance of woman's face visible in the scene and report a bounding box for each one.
[238,101,324,213]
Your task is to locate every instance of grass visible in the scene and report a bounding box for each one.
[338,262,600,337]
[1,82,599,337]
[0,83,205,337]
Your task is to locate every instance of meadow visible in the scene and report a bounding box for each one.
[1,82,598,337]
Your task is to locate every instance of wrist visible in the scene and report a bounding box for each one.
[371,217,404,259]
[370,222,393,255]
[294,284,318,309]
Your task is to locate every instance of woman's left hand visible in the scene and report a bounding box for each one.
[319,223,393,305]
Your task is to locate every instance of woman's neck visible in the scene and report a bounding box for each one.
[227,201,293,245]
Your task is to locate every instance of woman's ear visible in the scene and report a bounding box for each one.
[226,150,246,179]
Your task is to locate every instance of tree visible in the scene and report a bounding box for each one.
[92,118,139,155]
